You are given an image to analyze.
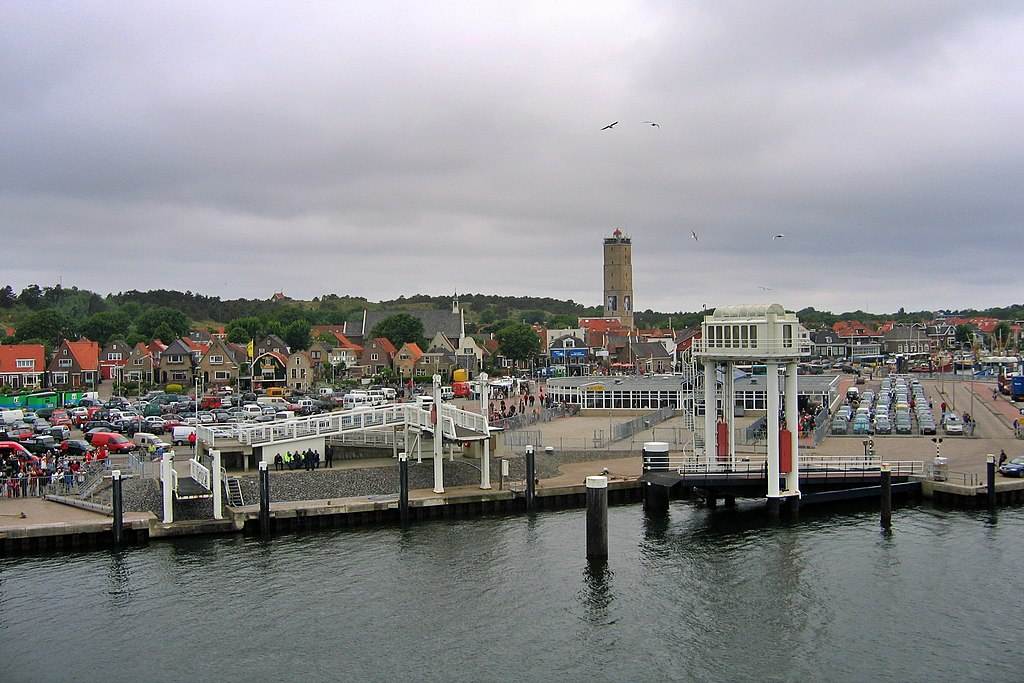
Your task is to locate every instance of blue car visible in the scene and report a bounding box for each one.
[999,457,1024,477]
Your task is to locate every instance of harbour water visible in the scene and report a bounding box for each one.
[1,501,1020,682]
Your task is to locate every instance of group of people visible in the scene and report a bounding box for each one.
[2,451,92,498]
[489,383,550,422]
[273,448,330,471]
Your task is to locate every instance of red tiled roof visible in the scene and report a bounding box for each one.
[579,318,628,334]
[330,331,363,352]
[66,339,100,371]
[833,320,878,337]
[0,344,45,374]
[375,337,397,356]
[399,342,424,362]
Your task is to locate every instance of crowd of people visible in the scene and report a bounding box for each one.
[273,448,330,471]
[488,382,551,422]
[1,450,101,498]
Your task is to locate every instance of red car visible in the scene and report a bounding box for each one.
[4,427,34,441]
[0,441,41,465]
[86,431,134,454]
[50,409,72,426]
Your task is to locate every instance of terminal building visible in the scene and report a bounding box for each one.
[545,372,837,413]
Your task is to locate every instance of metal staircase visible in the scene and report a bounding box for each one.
[223,475,245,507]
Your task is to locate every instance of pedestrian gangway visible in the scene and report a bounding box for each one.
[159,457,213,500]
[196,402,489,450]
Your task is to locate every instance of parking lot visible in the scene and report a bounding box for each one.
[829,374,969,439]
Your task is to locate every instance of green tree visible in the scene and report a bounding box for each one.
[371,313,426,349]
[227,316,263,343]
[82,310,130,346]
[136,307,190,339]
[0,285,15,308]
[547,314,578,329]
[283,320,312,350]
[15,309,70,344]
[17,284,43,309]
[495,322,540,363]
[153,322,177,342]
[520,309,547,325]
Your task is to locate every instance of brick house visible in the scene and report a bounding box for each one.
[414,351,456,379]
[0,344,46,389]
[99,340,132,381]
[360,337,396,376]
[198,337,242,388]
[394,342,424,378]
[158,339,196,386]
[287,351,316,393]
[124,343,156,384]
[252,351,288,391]
[48,339,100,388]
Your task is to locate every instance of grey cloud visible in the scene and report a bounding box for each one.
[1,2,1022,314]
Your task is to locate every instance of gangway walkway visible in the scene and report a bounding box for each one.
[196,402,489,450]
[159,457,213,501]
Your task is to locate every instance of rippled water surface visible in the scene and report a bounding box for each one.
[1,502,1021,682]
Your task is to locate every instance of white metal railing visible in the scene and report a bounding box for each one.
[642,453,924,476]
[190,458,211,490]
[159,462,179,494]
[693,339,813,356]
[196,402,491,448]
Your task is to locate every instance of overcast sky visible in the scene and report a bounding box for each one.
[2,2,1022,314]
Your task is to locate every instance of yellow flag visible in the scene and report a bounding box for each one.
[247,339,254,359]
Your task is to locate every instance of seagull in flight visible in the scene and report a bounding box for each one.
[758,286,774,291]
[601,121,619,130]
[642,121,661,127]
[690,230,699,241]
[772,233,786,240]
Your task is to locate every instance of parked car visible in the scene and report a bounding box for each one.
[87,431,135,454]
[84,420,115,433]
[998,457,1024,477]
[874,417,892,435]
[831,418,848,435]
[943,414,964,435]
[60,439,95,457]
[852,417,871,435]
[48,425,72,441]
[0,441,40,465]
[171,426,196,446]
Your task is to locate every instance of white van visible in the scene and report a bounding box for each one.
[241,404,263,419]
[134,432,171,451]
[0,409,25,425]
[344,393,370,409]
[381,388,397,401]
[440,386,455,401]
[171,425,196,446]
[275,410,296,420]
[367,390,386,406]
[318,387,334,397]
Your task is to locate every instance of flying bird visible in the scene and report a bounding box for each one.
[642,121,661,127]
[772,234,785,240]
[758,286,774,291]
[601,121,619,130]
[690,231,699,241]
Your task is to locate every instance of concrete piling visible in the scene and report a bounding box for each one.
[586,475,609,560]
[111,470,123,547]
[525,445,536,512]
[987,454,996,508]
[642,441,670,514]
[399,452,409,525]
[259,461,271,537]
[880,463,892,529]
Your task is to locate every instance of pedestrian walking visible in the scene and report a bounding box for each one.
[326,447,334,468]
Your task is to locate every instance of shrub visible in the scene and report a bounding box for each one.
[165,383,184,394]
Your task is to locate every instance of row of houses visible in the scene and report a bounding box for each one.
[813,318,1024,360]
